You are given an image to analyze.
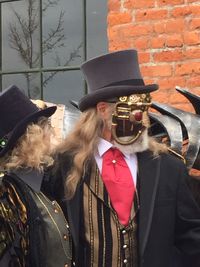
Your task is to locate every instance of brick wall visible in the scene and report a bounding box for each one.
[108,0,200,112]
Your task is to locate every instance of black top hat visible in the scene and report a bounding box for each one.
[79,49,158,111]
[0,85,57,157]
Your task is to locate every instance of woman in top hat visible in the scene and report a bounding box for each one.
[0,85,72,267]
[51,49,200,267]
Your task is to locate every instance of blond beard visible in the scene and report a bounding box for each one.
[113,129,150,155]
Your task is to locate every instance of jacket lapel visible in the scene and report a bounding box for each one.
[137,150,161,258]
[85,164,111,209]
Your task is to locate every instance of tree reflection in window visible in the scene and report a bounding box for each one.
[8,0,82,98]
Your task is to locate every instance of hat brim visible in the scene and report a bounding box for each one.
[78,84,158,111]
[0,106,57,157]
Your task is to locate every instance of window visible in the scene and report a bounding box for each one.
[0,0,108,104]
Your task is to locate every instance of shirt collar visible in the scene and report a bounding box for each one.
[10,169,44,192]
[97,138,131,159]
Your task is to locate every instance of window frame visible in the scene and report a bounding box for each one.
[0,0,88,96]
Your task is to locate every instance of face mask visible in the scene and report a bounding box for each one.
[111,93,151,145]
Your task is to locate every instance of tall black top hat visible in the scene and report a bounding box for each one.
[79,49,158,111]
[0,85,57,157]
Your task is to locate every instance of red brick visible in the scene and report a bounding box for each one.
[108,0,120,11]
[108,12,132,27]
[124,0,155,9]
[135,9,168,22]
[107,27,121,41]
[144,78,157,85]
[180,5,200,17]
[186,76,200,88]
[151,90,170,103]
[190,5,200,16]
[171,6,193,17]
[189,18,200,30]
[154,19,185,34]
[168,90,189,104]
[157,77,186,90]
[122,24,153,37]
[175,63,200,76]
[133,37,150,50]
[154,22,165,34]
[109,40,133,51]
[183,31,200,45]
[184,48,200,59]
[138,52,151,64]
[165,19,185,33]
[153,50,183,62]
[151,36,166,48]
[157,0,184,6]
[141,65,172,77]
[108,0,200,109]
[165,34,183,47]
[190,88,200,97]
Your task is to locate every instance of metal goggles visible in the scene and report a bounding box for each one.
[111,93,152,145]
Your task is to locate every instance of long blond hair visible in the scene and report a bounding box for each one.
[0,118,54,172]
[57,108,104,197]
[57,107,168,199]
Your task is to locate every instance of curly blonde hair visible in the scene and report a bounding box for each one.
[57,106,168,199]
[0,118,54,172]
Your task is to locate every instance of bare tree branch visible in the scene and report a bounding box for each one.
[8,0,82,97]
[43,10,65,55]
[42,0,59,13]
[43,42,82,86]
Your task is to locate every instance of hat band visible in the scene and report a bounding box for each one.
[103,79,145,88]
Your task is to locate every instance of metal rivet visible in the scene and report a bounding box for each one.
[122,229,126,234]
[112,159,116,164]
[124,259,128,264]
[54,209,59,213]
[123,244,128,249]
[63,234,67,240]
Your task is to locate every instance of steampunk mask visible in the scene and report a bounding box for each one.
[111,93,152,145]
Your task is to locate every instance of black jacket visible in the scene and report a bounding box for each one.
[52,150,200,267]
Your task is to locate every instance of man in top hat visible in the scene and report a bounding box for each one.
[0,85,72,267]
[52,49,200,267]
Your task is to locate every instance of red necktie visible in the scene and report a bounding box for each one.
[102,148,135,225]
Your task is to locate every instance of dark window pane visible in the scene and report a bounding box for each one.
[43,70,84,104]
[87,0,108,59]
[1,0,108,104]
[43,0,83,67]
[2,0,40,71]
[2,73,41,98]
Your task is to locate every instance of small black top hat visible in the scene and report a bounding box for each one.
[0,85,57,157]
[79,49,158,111]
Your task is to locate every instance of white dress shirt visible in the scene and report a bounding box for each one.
[94,138,138,187]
